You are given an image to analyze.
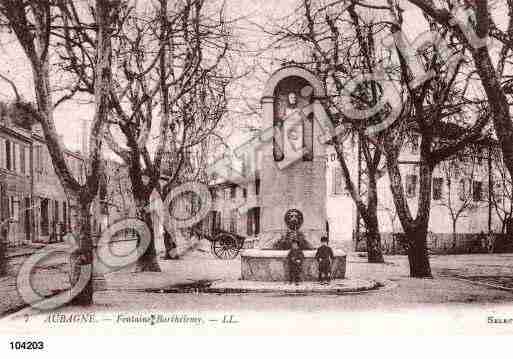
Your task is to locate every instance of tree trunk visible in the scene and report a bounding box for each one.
[69,200,94,306]
[162,229,178,260]
[406,224,432,278]
[365,211,384,263]
[384,137,433,278]
[452,221,457,249]
[365,167,384,263]
[134,206,161,272]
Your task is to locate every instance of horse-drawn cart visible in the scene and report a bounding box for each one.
[191,227,246,259]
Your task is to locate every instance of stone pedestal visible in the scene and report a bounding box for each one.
[241,249,346,282]
[259,156,326,248]
[257,65,328,249]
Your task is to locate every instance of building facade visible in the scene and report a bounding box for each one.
[0,122,33,246]
[0,106,86,247]
[199,177,261,245]
[208,134,509,253]
[326,136,508,253]
[32,127,86,243]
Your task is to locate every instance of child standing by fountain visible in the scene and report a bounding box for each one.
[315,236,334,285]
[287,240,305,285]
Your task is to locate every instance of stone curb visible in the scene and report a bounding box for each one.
[207,279,381,294]
[438,274,513,293]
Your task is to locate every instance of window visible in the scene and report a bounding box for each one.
[410,135,419,153]
[433,177,443,200]
[0,138,4,169]
[4,196,10,219]
[405,174,417,198]
[230,186,236,199]
[247,209,254,236]
[246,207,260,236]
[11,196,19,221]
[11,142,16,172]
[332,167,344,195]
[255,175,261,196]
[224,187,230,200]
[211,211,221,233]
[210,188,217,200]
[34,145,41,174]
[62,201,68,232]
[473,181,483,202]
[5,140,11,170]
[242,187,247,199]
[253,207,260,235]
[25,146,30,175]
[40,198,49,236]
[20,145,25,174]
[0,183,6,220]
[54,200,60,224]
[230,209,237,233]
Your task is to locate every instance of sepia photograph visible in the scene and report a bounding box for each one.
[0,0,513,347]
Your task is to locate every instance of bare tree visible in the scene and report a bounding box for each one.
[267,0,389,262]
[0,0,118,304]
[404,0,513,187]
[382,24,488,277]
[364,0,489,277]
[102,161,134,221]
[99,0,231,270]
[159,69,229,259]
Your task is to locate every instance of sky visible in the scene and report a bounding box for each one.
[0,0,299,154]
[0,0,508,156]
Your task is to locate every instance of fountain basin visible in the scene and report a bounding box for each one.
[241,249,346,281]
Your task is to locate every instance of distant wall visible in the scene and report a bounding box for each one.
[356,232,513,255]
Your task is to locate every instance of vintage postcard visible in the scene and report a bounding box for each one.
[0,0,513,350]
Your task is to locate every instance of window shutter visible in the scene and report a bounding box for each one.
[217,211,222,231]
[12,142,17,172]
[254,207,260,235]
[5,140,11,170]
[0,183,7,220]
[25,146,30,176]
[0,138,5,169]
[33,146,38,176]
[6,196,11,219]
[247,209,253,236]
[20,145,25,174]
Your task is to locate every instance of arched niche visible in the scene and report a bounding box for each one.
[262,66,326,99]
[261,66,326,162]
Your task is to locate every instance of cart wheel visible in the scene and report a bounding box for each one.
[212,234,240,259]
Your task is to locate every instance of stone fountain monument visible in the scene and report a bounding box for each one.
[240,65,346,282]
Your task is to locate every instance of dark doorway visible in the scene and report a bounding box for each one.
[24,197,31,242]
